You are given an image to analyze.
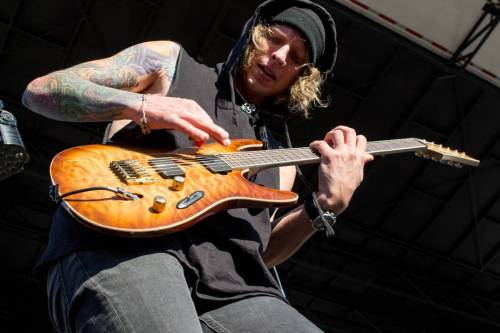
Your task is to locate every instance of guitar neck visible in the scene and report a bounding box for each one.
[219,138,427,170]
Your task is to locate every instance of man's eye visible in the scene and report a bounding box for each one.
[290,54,304,65]
[267,35,279,43]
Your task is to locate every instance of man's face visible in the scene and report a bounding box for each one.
[237,24,308,105]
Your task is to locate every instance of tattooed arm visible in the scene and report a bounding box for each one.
[23,41,230,144]
[23,41,174,122]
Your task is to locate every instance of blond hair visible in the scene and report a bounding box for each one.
[240,23,328,118]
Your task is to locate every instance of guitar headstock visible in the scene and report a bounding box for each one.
[415,140,480,168]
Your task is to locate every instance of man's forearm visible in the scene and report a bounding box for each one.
[263,205,317,268]
[22,41,179,122]
[22,70,141,122]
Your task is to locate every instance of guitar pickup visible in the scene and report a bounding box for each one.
[197,155,232,174]
[149,157,185,178]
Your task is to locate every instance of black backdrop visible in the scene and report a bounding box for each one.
[1,1,500,331]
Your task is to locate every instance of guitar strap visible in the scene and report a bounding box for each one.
[282,117,335,238]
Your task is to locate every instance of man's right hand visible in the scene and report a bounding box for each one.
[135,95,230,146]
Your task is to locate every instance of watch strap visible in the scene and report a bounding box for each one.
[303,192,336,237]
[304,192,320,221]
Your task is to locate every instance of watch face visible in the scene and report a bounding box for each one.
[324,212,337,224]
[312,212,336,231]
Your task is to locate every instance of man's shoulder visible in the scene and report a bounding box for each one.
[134,41,216,70]
[139,40,181,58]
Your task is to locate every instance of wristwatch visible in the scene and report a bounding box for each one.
[304,193,337,232]
[312,211,337,231]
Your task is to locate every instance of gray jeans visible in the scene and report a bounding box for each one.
[47,248,323,332]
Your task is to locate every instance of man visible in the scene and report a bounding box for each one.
[23,0,372,331]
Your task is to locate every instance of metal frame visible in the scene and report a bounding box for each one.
[451,0,500,68]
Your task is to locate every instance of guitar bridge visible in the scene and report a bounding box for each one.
[110,159,157,185]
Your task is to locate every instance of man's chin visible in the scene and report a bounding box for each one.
[247,76,274,93]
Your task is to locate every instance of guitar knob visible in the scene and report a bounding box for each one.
[152,195,166,213]
[172,176,185,191]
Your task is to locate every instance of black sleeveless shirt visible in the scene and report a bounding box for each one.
[38,48,284,309]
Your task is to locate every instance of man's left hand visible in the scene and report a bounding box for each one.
[309,126,373,215]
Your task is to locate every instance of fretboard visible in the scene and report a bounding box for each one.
[219,138,426,170]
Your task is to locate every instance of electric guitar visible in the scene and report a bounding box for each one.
[50,138,479,236]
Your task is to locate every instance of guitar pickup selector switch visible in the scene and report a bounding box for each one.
[177,191,204,209]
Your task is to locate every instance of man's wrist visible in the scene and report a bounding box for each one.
[121,93,144,122]
[303,192,337,233]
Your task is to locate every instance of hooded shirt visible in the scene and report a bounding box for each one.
[217,0,338,128]
[38,0,338,312]
[220,0,337,87]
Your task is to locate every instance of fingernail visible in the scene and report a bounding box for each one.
[223,138,231,146]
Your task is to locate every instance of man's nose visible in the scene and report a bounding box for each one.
[271,45,290,66]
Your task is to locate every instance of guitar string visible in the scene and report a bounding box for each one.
[106,138,426,163]
[108,141,428,175]
[109,154,318,171]
[107,139,429,172]
[107,140,438,179]
[113,149,341,173]
[131,153,317,169]
[113,140,427,166]
[119,151,316,166]
[118,144,465,178]
[114,158,316,175]
[115,147,316,162]
[111,153,321,177]
[110,145,416,168]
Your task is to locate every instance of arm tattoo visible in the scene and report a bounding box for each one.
[23,42,179,122]
[30,72,140,122]
[111,44,178,80]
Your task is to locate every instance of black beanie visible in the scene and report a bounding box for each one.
[271,6,326,64]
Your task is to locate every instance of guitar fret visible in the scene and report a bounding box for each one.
[220,147,319,170]
[367,138,425,155]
